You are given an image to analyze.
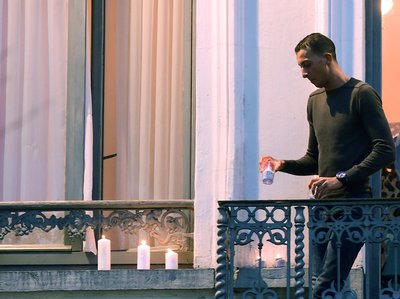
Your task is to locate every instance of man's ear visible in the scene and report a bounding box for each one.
[324,52,333,64]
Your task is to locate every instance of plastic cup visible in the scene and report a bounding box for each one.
[262,161,275,185]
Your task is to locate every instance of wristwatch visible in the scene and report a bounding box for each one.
[336,171,348,186]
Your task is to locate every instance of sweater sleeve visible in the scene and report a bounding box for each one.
[345,85,395,184]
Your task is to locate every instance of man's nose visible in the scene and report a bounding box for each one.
[302,69,308,78]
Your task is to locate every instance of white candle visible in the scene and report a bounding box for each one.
[165,249,178,269]
[274,254,286,268]
[97,235,111,270]
[137,241,150,269]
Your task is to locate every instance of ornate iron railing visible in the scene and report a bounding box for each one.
[216,199,400,299]
[0,200,194,252]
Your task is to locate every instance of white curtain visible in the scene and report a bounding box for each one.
[83,0,97,254]
[103,0,190,249]
[0,0,69,244]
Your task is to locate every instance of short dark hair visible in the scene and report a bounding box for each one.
[295,33,337,61]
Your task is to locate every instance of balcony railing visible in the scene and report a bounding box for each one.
[216,199,400,299]
[0,200,194,261]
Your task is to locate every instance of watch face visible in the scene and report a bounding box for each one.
[336,171,348,185]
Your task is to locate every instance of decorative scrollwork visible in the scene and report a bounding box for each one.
[102,210,144,234]
[0,211,56,239]
[380,280,400,299]
[0,207,193,250]
[101,208,193,251]
[320,280,357,299]
[0,210,94,240]
[149,209,193,251]
[235,229,255,246]
[232,206,290,225]
[309,203,400,246]
[242,284,278,299]
[231,206,290,247]
[63,211,95,240]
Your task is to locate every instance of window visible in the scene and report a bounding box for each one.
[0,0,76,250]
[0,0,194,265]
[100,0,194,252]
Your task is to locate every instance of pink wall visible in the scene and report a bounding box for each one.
[382,4,400,124]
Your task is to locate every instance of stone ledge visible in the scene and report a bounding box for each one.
[0,269,215,292]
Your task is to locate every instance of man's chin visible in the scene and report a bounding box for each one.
[310,80,322,88]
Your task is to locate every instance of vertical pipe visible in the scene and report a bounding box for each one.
[91,0,105,202]
[365,1,382,297]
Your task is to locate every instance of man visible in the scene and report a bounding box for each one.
[259,33,395,298]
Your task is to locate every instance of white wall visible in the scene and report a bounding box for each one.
[194,0,365,268]
[257,0,316,201]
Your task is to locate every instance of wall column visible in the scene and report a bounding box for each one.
[194,0,246,267]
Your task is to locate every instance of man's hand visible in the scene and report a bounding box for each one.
[309,176,343,198]
[259,156,285,172]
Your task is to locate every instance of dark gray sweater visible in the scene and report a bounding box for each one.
[281,78,395,198]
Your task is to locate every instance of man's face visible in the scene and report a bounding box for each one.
[296,48,330,88]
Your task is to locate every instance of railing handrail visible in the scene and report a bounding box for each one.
[0,199,194,211]
[218,197,400,206]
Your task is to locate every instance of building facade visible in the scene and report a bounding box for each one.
[1,0,398,277]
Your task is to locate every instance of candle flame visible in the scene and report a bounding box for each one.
[141,240,147,245]
[167,248,172,253]
[276,254,281,259]
[102,235,105,239]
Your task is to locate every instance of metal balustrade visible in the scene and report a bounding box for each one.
[216,199,400,299]
[0,200,194,252]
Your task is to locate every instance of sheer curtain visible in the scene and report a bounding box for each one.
[103,0,191,249]
[0,0,69,244]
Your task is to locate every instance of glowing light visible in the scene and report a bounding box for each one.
[382,0,394,15]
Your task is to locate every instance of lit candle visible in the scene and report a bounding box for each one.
[274,254,286,268]
[165,249,178,269]
[97,235,111,270]
[137,241,150,269]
